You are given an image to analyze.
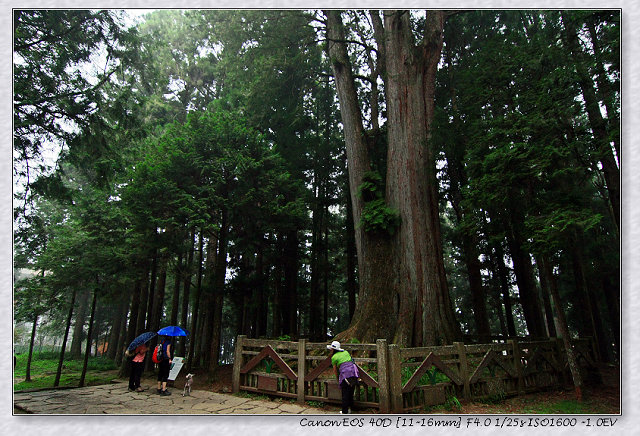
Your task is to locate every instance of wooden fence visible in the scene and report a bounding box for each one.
[232,335,597,413]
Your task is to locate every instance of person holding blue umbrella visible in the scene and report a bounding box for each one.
[155,326,188,396]
[156,336,173,395]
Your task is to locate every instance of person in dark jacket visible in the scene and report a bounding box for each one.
[327,340,359,414]
[156,337,173,396]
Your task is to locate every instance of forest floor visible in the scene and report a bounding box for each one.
[141,363,620,415]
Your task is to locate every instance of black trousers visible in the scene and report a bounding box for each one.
[128,361,144,390]
[340,377,357,413]
[157,359,170,382]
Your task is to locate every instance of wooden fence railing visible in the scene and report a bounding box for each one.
[232,336,597,413]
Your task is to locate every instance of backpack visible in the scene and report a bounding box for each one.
[152,343,165,363]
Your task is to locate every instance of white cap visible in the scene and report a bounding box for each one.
[327,340,344,351]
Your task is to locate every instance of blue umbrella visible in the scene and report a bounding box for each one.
[157,326,189,337]
[127,331,157,351]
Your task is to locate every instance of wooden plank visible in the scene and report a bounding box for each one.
[232,335,246,393]
[376,339,390,413]
[455,342,471,400]
[356,364,379,388]
[306,356,333,381]
[242,338,299,349]
[240,344,297,380]
[400,345,457,358]
[297,338,306,404]
[257,374,278,392]
[388,344,403,413]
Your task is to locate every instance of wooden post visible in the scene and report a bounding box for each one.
[232,335,246,393]
[388,344,403,413]
[297,338,306,404]
[376,339,390,413]
[454,342,471,400]
[509,339,524,395]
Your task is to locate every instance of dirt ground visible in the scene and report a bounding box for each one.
[145,363,619,415]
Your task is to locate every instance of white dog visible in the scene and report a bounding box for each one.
[183,373,194,396]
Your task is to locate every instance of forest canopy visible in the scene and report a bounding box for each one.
[13,9,619,377]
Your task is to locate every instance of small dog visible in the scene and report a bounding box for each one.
[183,373,194,396]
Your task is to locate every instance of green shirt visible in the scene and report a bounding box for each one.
[331,350,352,368]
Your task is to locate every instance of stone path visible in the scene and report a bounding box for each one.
[14,382,333,415]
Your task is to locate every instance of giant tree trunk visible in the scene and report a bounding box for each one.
[326,9,461,346]
[383,10,460,346]
[326,10,397,344]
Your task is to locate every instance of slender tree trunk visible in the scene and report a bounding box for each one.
[323,210,330,340]
[107,296,126,360]
[145,249,159,331]
[540,256,583,401]
[279,230,299,337]
[536,256,557,337]
[210,208,229,373]
[136,265,150,335]
[170,253,183,326]
[272,235,284,336]
[179,229,195,356]
[187,231,205,371]
[54,289,76,386]
[309,175,322,341]
[79,287,98,387]
[490,241,517,337]
[146,254,168,371]
[70,288,90,359]
[25,314,38,382]
[114,303,128,367]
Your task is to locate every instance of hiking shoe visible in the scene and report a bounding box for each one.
[128,387,135,392]
[135,387,145,392]
[157,389,162,394]
[161,390,171,396]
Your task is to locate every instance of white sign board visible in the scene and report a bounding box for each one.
[168,356,184,381]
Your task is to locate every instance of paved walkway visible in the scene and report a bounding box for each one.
[14,382,333,415]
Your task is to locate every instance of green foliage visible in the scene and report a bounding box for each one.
[357,171,400,235]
